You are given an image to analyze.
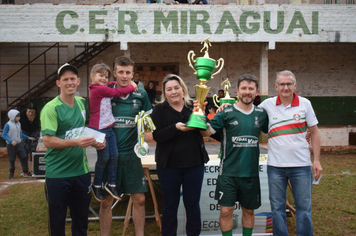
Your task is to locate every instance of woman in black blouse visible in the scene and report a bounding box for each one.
[151,74,209,236]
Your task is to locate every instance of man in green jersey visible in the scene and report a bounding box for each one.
[41,63,105,236]
[200,74,268,236]
[100,57,152,236]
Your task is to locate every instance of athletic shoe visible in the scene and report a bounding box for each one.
[92,184,105,202]
[21,172,32,178]
[8,173,14,179]
[104,183,122,200]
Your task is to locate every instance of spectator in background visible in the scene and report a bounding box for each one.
[2,109,35,178]
[218,89,225,99]
[133,72,145,90]
[20,102,41,161]
[207,105,217,121]
[146,81,157,107]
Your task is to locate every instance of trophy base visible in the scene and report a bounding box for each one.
[186,114,208,130]
[220,98,236,105]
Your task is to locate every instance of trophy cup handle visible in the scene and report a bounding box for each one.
[212,58,224,78]
[212,94,220,108]
[187,50,197,74]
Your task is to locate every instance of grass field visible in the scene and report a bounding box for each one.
[0,151,355,235]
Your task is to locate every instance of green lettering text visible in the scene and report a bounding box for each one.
[118,11,140,35]
[312,11,318,34]
[215,11,242,35]
[190,11,211,34]
[286,11,311,34]
[56,11,78,35]
[89,11,107,34]
[263,11,284,34]
[154,11,179,34]
[240,11,260,34]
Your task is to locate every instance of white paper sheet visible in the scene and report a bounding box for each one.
[80,127,106,143]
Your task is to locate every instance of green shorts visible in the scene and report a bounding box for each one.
[214,175,261,210]
[104,150,148,195]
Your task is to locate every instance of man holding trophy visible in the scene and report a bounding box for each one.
[188,38,268,236]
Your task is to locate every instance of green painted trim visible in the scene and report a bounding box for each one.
[305,96,356,126]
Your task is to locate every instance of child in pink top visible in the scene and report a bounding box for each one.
[88,63,137,202]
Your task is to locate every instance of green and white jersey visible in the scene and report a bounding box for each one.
[209,104,268,177]
[112,88,152,153]
[40,96,89,178]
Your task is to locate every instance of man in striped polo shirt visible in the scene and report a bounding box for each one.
[259,70,322,236]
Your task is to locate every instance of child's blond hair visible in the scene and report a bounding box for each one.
[90,63,112,81]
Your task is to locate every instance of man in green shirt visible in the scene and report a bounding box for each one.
[99,57,152,236]
[200,74,268,236]
[41,63,105,236]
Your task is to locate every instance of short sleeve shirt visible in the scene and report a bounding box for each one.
[209,104,268,177]
[111,88,152,153]
[40,96,89,178]
[259,94,318,167]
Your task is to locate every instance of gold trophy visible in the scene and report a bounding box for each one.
[213,78,236,107]
[186,37,224,129]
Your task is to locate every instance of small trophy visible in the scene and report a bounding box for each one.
[186,37,224,129]
[213,78,236,107]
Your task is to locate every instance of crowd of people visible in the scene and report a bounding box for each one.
[1,54,321,236]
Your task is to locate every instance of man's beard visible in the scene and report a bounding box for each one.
[238,95,255,105]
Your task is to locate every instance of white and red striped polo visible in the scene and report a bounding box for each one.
[259,93,318,167]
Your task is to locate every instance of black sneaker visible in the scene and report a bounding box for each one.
[91,184,105,202]
[8,173,14,179]
[104,183,121,200]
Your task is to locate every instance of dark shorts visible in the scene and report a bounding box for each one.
[214,175,261,210]
[104,150,148,195]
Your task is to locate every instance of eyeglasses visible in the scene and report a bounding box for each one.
[277,82,294,88]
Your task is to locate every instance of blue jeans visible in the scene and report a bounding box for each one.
[93,127,118,185]
[157,164,204,236]
[267,165,313,236]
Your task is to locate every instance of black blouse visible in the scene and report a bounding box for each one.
[151,101,209,168]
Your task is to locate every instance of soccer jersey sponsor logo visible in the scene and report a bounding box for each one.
[224,108,233,113]
[255,107,264,112]
[229,121,238,125]
[65,127,84,140]
[232,135,258,147]
[114,117,136,128]
[293,113,301,121]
